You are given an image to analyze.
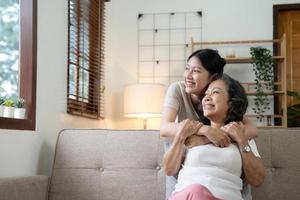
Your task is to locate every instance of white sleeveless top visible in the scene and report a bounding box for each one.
[174,143,244,200]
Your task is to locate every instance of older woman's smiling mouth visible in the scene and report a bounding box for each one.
[203,104,215,109]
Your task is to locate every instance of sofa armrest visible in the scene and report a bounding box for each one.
[0,175,49,200]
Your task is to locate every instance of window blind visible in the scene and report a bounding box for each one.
[67,0,106,119]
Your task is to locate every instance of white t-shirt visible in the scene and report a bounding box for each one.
[163,81,200,122]
[173,140,260,200]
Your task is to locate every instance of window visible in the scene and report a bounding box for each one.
[67,0,105,119]
[0,0,37,130]
[0,0,19,98]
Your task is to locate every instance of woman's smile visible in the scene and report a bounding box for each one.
[185,80,196,87]
[183,57,211,95]
[203,103,215,109]
[202,80,229,123]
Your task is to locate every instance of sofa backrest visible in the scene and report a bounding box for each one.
[48,128,300,200]
[252,128,300,200]
[48,129,165,200]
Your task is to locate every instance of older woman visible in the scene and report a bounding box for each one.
[164,74,266,200]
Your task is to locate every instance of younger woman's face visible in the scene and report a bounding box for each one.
[202,80,230,123]
[183,56,211,96]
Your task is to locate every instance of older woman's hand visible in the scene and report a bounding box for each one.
[221,122,247,147]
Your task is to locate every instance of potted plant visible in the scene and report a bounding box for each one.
[250,46,274,121]
[0,97,5,117]
[14,97,26,119]
[3,99,15,118]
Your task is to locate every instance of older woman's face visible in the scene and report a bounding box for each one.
[183,56,211,96]
[202,80,229,123]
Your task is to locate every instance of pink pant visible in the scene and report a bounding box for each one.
[168,184,222,200]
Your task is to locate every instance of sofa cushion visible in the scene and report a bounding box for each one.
[48,129,165,200]
[252,128,300,200]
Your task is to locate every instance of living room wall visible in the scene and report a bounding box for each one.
[106,0,300,129]
[0,0,299,178]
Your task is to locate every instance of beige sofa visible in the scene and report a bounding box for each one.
[0,128,300,200]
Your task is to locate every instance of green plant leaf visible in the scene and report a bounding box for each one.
[250,46,274,117]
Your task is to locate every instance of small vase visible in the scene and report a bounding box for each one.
[14,108,26,119]
[0,105,4,117]
[3,107,14,118]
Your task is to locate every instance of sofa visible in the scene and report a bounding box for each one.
[0,128,300,200]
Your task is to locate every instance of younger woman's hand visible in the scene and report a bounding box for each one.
[176,119,202,141]
[221,122,247,147]
[184,135,210,148]
[201,126,231,147]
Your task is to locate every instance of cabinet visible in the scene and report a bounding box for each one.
[191,34,287,128]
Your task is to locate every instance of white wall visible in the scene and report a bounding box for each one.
[0,0,299,178]
[106,0,300,128]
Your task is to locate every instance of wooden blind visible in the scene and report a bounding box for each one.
[67,0,106,119]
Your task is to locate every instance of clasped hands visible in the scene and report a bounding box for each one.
[177,119,247,149]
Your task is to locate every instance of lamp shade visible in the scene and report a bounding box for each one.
[124,83,166,118]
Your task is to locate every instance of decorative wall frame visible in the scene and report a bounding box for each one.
[137,11,202,85]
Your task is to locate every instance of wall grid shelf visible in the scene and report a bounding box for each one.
[137,11,203,85]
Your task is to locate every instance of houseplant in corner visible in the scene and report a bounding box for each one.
[3,99,15,118]
[14,97,26,119]
[0,97,5,117]
[250,46,274,121]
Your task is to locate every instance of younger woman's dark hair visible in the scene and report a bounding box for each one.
[201,73,248,125]
[188,49,226,75]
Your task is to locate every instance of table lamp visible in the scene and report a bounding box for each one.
[123,83,166,129]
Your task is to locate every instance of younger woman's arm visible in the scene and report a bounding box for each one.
[243,117,258,140]
[160,107,209,146]
[160,107,181,140]
[163,120,202,176]
[195,125,232,147]
[160,82,208,144]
